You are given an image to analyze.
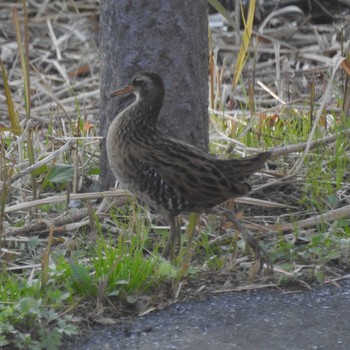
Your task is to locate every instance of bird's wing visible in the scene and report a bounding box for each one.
[134,137,250,208]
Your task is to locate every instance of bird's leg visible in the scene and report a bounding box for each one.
[162,215,181,259]
[222,209,272,272]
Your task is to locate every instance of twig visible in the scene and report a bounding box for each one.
[0,140,74,194]
[279,205,350,232]
[4,189,129,213]
[212,283,276,293]
[3,210,89,237]
[3,190,131,237]
[269,127,350,157]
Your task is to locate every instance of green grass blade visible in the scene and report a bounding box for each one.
[232,0,255,90]
[208,0,236,30]
[0,61,21,135]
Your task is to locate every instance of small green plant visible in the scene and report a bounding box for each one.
[54,205,160,300]
[195,228,226,270]
[0,273,78,349]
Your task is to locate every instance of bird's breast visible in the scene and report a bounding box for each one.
[106,114,155,190]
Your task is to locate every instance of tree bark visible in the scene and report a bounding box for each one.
[99,1,209,188]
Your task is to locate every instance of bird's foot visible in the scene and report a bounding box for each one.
[222,209,273,273]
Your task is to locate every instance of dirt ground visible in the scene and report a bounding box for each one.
[64,277,350,350]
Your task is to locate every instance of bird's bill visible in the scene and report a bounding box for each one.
[110,85,134,98]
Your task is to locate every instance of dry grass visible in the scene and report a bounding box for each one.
[1,1,101,225]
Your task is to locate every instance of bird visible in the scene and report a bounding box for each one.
[106,71,271,266]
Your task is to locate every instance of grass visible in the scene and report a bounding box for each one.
[0,206,162,349]
[1,0,350,348]
[0,275,78,349]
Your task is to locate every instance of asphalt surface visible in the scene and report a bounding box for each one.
[64,277,350,350]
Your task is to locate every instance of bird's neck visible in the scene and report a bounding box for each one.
[120,94,163,132]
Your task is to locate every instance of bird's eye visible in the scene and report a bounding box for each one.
[132,77,144,86]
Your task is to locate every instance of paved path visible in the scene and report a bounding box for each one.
[65,278,350,350]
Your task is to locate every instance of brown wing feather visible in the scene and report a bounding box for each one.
[134,136,270,212]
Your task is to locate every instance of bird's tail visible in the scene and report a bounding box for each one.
[221,151,271,179]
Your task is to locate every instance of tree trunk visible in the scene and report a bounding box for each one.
[99,1,209,188]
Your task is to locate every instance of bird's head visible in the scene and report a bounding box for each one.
[110,72,165,103]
